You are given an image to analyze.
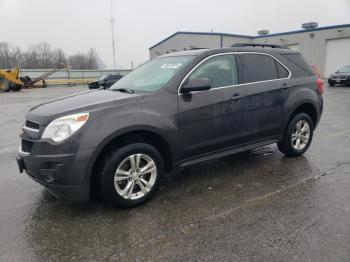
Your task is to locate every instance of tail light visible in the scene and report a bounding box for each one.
[316,78,324,95]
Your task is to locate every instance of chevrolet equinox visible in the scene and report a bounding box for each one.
[17,44,324,208]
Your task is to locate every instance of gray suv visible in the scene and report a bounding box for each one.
[16,44,324,208]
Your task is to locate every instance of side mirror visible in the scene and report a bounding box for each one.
[181,78,212,93]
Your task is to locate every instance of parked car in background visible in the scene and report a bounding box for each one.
[17,44,323,208]
[328,65,350,87]
[88,74,123,89]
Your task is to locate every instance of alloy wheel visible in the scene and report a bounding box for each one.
[114,154,157,200]
[291,120,310,151]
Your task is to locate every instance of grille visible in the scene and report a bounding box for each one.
[21,139,34,153]
[25,120,40,130]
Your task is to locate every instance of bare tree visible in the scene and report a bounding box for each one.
[0,42,13,68]
[11,46,23,67]
[68,48,104,70]
[0,41,105,70]
[0,42,24,68]
[52,48,67,66]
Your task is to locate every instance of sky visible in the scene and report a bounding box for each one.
[0,0,349,69]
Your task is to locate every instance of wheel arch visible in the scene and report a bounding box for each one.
[88,128,174,194]
[288,102,318,128]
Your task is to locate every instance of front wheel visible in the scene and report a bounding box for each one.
[329,81,335,87]
[277,113,314,157]
[99,143,164,208]
[11,83,22,92]
[0,79,11,92]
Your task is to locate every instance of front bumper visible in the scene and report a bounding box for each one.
[16,143,91,202]
[328,78,350,85]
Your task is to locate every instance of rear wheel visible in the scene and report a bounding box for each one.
[277,113,314,157]
[99,143,164,208]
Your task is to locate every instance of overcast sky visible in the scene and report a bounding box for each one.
[0,0,349,69]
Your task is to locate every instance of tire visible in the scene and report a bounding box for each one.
[277,113,314,157]
[99,143,164,208]
[10,83,22,92]
[0,80,11,92]
[329,81,335,87]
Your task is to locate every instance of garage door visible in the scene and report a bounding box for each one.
[324,37,350,77]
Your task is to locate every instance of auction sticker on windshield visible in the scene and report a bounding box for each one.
[161,63,182,69]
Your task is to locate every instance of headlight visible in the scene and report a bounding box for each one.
[42,113,89,142]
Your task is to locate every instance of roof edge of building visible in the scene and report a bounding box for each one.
[254,23,350,39]
[149,24,350,50]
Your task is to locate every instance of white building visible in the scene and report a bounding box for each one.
[149,24,350,77]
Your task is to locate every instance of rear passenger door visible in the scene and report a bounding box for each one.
[238,53,291,141]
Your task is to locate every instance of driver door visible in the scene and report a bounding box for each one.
[178,54,246,159]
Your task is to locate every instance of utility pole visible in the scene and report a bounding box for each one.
[110,0,116,69]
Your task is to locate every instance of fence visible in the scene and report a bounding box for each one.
[19,69,132,86]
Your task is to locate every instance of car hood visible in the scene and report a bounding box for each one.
[332,72,350,77]
[26,89,145,124]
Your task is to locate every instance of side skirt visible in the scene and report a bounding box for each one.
[173,137,279,171]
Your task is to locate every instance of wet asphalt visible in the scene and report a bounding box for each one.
[0,85,350,261]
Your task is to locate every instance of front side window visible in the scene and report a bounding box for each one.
[110,55,194,92]
[188,55,238,88]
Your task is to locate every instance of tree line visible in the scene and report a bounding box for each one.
[0,42,105,69]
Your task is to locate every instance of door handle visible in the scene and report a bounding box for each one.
[282,83,292,90]
[231,93,242,101]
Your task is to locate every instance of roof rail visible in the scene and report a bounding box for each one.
[231,43,289,49]
[188,47,208,50]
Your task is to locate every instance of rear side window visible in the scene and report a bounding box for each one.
[239,54,283,83]
[189,54,238,88]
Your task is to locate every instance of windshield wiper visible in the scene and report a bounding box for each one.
[111,88,135,94]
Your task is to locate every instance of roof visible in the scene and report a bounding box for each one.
[159,49,210,57]
[150,24,350,50]
[157,46,298,59]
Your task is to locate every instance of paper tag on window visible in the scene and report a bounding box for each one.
[161,63,182,69]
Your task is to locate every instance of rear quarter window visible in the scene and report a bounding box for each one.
[281,53,314,77]
[276,61,289,78]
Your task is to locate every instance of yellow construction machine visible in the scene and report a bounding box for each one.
[0,64,66,92]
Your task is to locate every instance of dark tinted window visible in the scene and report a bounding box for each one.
[276,61,289,78]
[189,55,238,88]
[240,54,279,83]
[282,54,314,76]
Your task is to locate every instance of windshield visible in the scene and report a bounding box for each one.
[337,66,350,73]
[110,55,194,92]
